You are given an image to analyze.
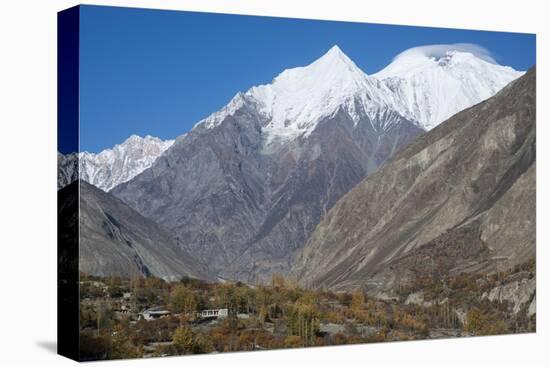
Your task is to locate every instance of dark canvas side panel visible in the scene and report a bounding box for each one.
[57,5,80,362]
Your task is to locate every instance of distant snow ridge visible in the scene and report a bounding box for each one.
[58,135,174,191]
[195,44,523,136]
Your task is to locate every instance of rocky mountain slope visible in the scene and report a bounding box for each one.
[58,180,209,281]
[58,151,79,189]
[111,45,524,283]
[291,67,535,293]
[57,135,174,191]
[111,46,423,282]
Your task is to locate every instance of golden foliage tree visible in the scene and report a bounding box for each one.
[169,285,197,317]
[172,326,194,354]
[351,290,366,321]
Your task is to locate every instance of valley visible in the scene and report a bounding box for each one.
[78,261,535,360]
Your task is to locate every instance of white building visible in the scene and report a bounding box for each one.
[197,308,228,319]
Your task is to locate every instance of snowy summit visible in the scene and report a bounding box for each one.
[58,135,174,191]
[373,43,524,129]
[246,45,407,138]
[195,44,523,135]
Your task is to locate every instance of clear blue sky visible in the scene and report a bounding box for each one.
[79,5,536,153]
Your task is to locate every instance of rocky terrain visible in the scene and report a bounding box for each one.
[291,67,536,293]
[58,135,173,191]
[111,47,423,282]
[482,276,536,315]
[59,180,209,281]
[58,151,79,189]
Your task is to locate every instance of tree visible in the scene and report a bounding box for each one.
[283,335,303,348]
[214,283,241,317]
[255,286,274,321]
[271,273,286,290]
[465,308,484,334]
[95,300,113,336]
[465,307,509,335]
[286,294,320,346]
[351,290,366,321]
[169,285,197,317]
[110,329,140,359]
[172,326,194,354]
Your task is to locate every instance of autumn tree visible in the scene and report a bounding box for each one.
[172,325,195,354]
[214,283,241,316]
[255,286,274,322]
[283,335,303,348]
[351,289,366,321]
[271,273,286,290]
[465,307,509,335]
[286,294,320,346]
[169,285,198,317]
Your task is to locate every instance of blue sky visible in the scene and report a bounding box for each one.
[79,5,536,153]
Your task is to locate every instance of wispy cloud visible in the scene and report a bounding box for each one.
[393,43,496,64]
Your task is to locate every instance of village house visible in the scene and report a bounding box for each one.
[138,308,231,322]
[196,308,228,319]
[139,307,172,321]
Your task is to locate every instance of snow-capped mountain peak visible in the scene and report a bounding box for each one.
[247,45,378,135]
[271,45,367,86]
[373,44,524,130]
[193,43,523,141]
[58,135,174,191]
[196,45,412,143]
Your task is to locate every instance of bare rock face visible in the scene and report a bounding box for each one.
[291,68,536,292]
[112,100,422,283]
[58,180,209,281]
[58,152,79,189]
[528,296,536,317]
[482,277,536,314]
[108,47,420,283]
[404,292,431,307]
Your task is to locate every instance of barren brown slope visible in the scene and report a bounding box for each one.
[291,67,536,292]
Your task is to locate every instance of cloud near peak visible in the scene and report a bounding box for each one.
[393,43,497,64]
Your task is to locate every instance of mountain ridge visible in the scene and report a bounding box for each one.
[59,44,523,194]
[195,44,523,137]
[57,134,174,191]
[59,180,210,281]
[290,67,535,292]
